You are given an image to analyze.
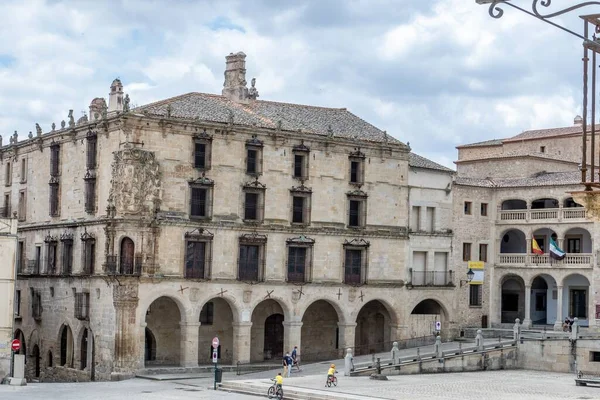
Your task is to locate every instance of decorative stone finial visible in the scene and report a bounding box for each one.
[123,94,130,112]
[35,123,42,136]
[28,131,33,139]
[248,77,259,100]
[51,122,56,131]
[68,110,75,128]
[11,131,17,144]
[61,120,66,129]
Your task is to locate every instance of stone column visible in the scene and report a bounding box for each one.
[588,288,596,328]
[113,284,140,373]
[337,323,357,357]
[553,285,564,331]
[283,321,303,357]
[523,285,532,328]
[179,322,200,367]
[232,322,253,364]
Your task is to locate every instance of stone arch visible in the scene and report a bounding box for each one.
[47,349,53,367]
[564,227,592,253]
[529,274,557,325]
[299,298,346,324]
[197,297,236,364]
[354,300,395,355]
[31,345,40,378]
[145,327,156,363]
[250,299,286,362]
[500,228,527,253]
[500,274,526,323]
[300,299,342,361]
[76,327,93,372]
[197,295,241,324]
[532,227,558,254]
[144,296,182,366]
[13,329,26,357]
[531,197,559,209]
[58,324,74,368]
[248,296,292,323]
[119,236,135,274]
[408,297,450,338]
[139,292,190,325]
[500,199,528,210]
[561,273,591,322]
[564,196,583,208]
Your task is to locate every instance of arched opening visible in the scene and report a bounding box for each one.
[501,199,527,210]
[564,197,583,208]
[410,299,445,338]
[250,299,285,362]
[501,276,525,323]
[564,228,592,254]
[532,228,557,255]
[59,325,74,367]
[145,297,181,366]
[530,275,556,325]
[120,237,135,274]
[32,345,40,378]
[145,328,156,363]
[198,298,234,365]
[531,198,558,209]
[80,329,88,370]
[500,229,526,253]
[301,300,340,361]
[563,274,591,325]
[47,351,53,367]
[13,329,26,357]
[355,300,392,355]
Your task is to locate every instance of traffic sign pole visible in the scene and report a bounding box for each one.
[212,336,219,390]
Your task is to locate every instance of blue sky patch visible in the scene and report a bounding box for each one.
[207,16,245,33]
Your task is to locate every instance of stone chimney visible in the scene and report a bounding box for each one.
[222,52,249,102]
[574,115,583,126]
[108,78,124,112]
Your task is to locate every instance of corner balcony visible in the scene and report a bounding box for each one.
[497,253,593,268]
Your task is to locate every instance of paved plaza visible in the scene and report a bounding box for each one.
[1,369,600,399]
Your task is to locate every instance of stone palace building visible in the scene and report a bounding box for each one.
[2,52,458,382]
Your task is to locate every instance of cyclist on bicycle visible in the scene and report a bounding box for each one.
[325,363,336,387]
[274,372,283,390]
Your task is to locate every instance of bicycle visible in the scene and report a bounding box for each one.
[268,378,283,399]
[326,372,338,387]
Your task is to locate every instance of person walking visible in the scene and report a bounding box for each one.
[284,352,293,377]
[282,354,289,377]
[291,345,300,371]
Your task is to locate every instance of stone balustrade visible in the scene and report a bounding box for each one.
[498,208,588,222]
[497,253,593,267]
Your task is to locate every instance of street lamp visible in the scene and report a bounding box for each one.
[460,268,475,287]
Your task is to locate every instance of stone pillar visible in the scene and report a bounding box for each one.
[523,285,532,328]
[338,323,357,357]
[418,206,426,232]
[283,321,303,357]
[180,322,200,367]
[113,284,140,373]
[554,285,564,331]
[232,322,253,364]
[588,288,596,328]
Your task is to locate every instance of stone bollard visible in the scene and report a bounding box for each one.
[391,341,399,364]
[344,348,354,376]
[434,335,443,358]
[476,329,484,352]
[571,318,580,341]
[416,347,421,361]
[513,318,521,342]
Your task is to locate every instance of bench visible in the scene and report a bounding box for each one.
[575,372,600,387]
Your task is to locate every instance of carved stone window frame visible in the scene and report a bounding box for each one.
[286,235,315,283]
[188,174,214,221]
[193,129,213,171]
[86,129,98,170]
[290,184,312,226]
[44,234,58,275]
[245,135,264,177]
[243,178,266,224]
[84,170,96,214]
[49,176,60,217]
[292,141,310,180]
[343,238,370,285]
[347,189,368,229]
[80,230,96,275]
[4,160,11,186]
[60,232,74,276]
[349,149,366,185]
[18,189,26,222]
[238,232,267,282]
[184,228,214,280]
[50,142,61,177]
[19,157,26,184]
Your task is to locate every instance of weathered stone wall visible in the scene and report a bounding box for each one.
[457,158,578,179]
[518,338,600,373]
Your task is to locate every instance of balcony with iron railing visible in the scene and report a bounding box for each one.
[409,269,454,287]
[106,255,142,276]
[497,253,593,268]
[498,208,588,223]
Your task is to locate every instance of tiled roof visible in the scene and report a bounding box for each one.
[455,171,583,188]
[456,138,504,148]
[454,152,579,164]
[134,92,405,146]
[504,125,582,142]
[409,152,454,173]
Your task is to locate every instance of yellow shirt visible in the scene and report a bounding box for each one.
[275,375,283,385]
[328,368,335,375]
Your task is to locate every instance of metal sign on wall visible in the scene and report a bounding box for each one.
[468,261,485,285]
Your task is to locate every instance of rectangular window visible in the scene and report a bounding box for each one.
[32,291,42,320]
[247,149,258,174]
[570,289,587,319]
[462,242,472,262]
[200,302,214,325]
[348,197,368,228]
[479,244,488,262]
[50,144,60,176]
[244,192,258,221]
[540,146,546,153]
[293,153,309,179]
[84,178,96,214]
[34,246,41,275]
[464,201,472,215]
[62,239,73,275]
[75,292,90,320]
[20,158,26,183]
[47,241,58,274]
[287,247,307,282]
[82,239,95,275]
[14,290,21,316]
[349,158,365,184]
[590,352,600,362]
[344,249,363,284]
[426,207,435,232]
[469,284,482,306]
[5,162,11,186]
[49,183,59,217]
[411,251,427,286]
[480,203,488,216]
[191,187,208,218]
[410,206,421,231]
[185,241,207,279]
[239,244,260,281]
[292,196,305,224]
[2,193,9,218]
[567,238,581,253]
[18,190,26,221]
[194,142,206,169]
[86,136,97,169]
[17,241,24,273]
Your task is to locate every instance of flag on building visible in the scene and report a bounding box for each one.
[531,238,544,255]
[549,238,566,260]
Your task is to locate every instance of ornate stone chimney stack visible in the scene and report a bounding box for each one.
[222,52,249,102]
[108,78,124,113]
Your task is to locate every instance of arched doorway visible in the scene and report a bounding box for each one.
[501,275,525,323]
[355,300,392,355]
[120,237,135,274]
[145,297,181,366]
[410,299,445,338]
[32,345,40,378]
[301,300,340,361]
[80,328,90,371]
[59,325,74,368]
[530,275,556,325]
[250,299,285,362]
[563,274,591,324]
[198,298,234,364]
[145,328,156,363]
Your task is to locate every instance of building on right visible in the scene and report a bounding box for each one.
[453,116,597,330]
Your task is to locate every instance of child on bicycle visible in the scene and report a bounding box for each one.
[325,363,336,386]
[274,372,283,390]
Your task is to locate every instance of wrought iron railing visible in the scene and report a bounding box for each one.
[106,255,142,276]
[410,270,454,287]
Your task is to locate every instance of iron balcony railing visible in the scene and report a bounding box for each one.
[410,270,454,287]
[106,255,142,276]
[498,208,588,222]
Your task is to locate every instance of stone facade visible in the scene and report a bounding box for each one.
[0,218,17,381]
[2,53,462,381]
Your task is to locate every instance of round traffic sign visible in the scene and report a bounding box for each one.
[11,339,21,352]
[212,337,219,349]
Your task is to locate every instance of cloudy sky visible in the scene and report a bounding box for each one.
[0,0,589,168]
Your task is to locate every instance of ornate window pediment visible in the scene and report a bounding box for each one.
[44,234,57,243]
[293,141,310,153]
[240,231,268,244]
[244,177,266,191]
[290,183,312,193]
[347,189,368,198]
[286,235,315,245]
[60,232,74,242]
[80,230,95,241]
[185,228,214,240]
[349,148,366,159]
[194,128,213,141]
[246,135,264,148]
[343,238,370,248]
[189,173,214,187]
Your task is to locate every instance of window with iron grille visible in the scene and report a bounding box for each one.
[49,182,59,217]
[84,177,96,214]
[185,240,211,279]
[86,135,97,170]
[349,153,365,185]
[74,292,90,320]
[18,190,26,221]
[238,233,267,282]
[191,187,208,218]
[4,161,11,186]
[343,239,369,285]
[50,144,60,176]
[292,196,309,224]
[200,301,214,325]
[32,290,42,321]
[194,140,213,170]
[17,241,24,274]
[347,191,367,228]
[47,241,58,274]
[245,136,263,176]
[287,247,306,282]
[469,284,482,307]
[61,239,73,275]
[82,236,95,275]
